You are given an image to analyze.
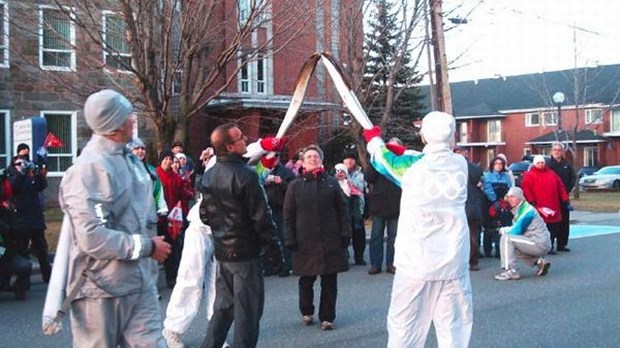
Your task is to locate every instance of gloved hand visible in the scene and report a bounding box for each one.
[498,226,509,235]
[563,201,574,211]
[264,242,284,275]
[386,142,407,156]
[340,237,350,249]
[363,126,382,142]
[260,136,289,152]
[42,316,62,336]
[260,155,278,169]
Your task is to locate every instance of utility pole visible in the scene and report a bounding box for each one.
[429,0,452,114]
[424,0,436,111]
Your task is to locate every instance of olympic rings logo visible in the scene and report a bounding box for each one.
[421,170,467,200]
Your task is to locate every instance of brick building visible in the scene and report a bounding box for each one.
[425,64,620,171]
[0,0,362,206]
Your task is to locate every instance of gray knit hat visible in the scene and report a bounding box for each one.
[84,89,133,135]
[506,186,525,201]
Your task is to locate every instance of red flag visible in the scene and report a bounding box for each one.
[44,132,64,148]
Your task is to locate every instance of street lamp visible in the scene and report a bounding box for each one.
[553,91,565,130]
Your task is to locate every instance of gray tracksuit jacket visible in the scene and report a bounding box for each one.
[59,135,158,299]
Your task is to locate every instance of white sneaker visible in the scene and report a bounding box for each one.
[494,269,521,281]
[536,258,551,276]
[162,328,185,348]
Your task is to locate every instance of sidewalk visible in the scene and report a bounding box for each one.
[570,210,620,226]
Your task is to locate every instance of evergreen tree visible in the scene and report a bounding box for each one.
[363,0,425,147]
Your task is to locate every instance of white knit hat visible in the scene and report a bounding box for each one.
[533,155,546,165]
[84,89,133,135]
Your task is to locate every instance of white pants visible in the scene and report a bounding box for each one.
[163,225,217,334]
[500,234,547,270]
[387,272,473,348]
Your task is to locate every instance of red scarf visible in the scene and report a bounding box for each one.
[303,166,325,178]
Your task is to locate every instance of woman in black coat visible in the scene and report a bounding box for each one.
[283,145,351,331]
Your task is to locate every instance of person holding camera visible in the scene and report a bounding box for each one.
[9,155,51,284]
[0,169,32,300]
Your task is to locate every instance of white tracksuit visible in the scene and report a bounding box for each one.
[367,112,473,348]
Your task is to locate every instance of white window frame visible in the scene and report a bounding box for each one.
[585,108,603,124]
[612,108,620,133]
[256,54,265,94]
[542,111,558,126]
[459,122,468,143]
[40,111,77,176]
[239,57,250,93]
[523,148,532,156]
[102,11,132,73]
[487,119,501,143]
[0,1,9,68]
[583,146,598,167]
[525,112,540,127]
[0,109,10,167]
[39,5,76,71]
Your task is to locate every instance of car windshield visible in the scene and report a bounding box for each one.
[595,167,620,175]
[509,162,530,171]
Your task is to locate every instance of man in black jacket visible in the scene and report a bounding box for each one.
[365,138,403,275]
[546,142,576,252]
[263,154,296,277]
[199,123,283,348]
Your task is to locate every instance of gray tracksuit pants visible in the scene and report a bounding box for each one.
[500,234,547,270]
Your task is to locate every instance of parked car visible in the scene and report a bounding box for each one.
[579,165,620,191]
[577,166,600,179]
[509,161,532,187]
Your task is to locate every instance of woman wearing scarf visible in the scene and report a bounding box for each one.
[283,145,351,331]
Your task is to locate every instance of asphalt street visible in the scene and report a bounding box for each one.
[1,215,619,348]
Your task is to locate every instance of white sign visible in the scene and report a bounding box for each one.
[13,119,33,156]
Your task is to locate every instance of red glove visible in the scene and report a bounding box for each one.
[260,155,278,169]
[363,126,382,142]
[260,136,288,152]
[386,142,407,156]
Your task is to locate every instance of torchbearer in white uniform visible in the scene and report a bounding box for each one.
[43,89,171,347]
[363,111,473,348]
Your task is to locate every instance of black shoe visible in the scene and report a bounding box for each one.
[548,250,557,255]
[278,270,291,278]
[368,267,381,275]
[386,266,396,274]
[557,247,571,252]
[355,260,367,266]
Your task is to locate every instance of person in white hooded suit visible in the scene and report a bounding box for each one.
[363,111,473,348]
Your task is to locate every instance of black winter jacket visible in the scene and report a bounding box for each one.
[11,172,47,230]
[199,154,278,262]
[264,163,296,211]
[364,165,401,218]
[546,158,576,194]
[283,171,351,276]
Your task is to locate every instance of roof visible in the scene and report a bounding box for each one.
[421,64,620,116]
[526,129,608,145]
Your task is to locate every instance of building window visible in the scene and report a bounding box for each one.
[39,6,76,71]
[240,61,249,93]
[458,122,468,143]
[583,146,598,167]
[543,111,558,126]
[172,70,183,95]
[525,113,540,127]
[486,149,495,168]
[612,108,620,133]
[487,119,501,143]
[103,12,131,71]
[0,110,8,167]
[256,54,265,94]
[41,111,76,174]
[0,1,8,68]
[585,109,603,124]
[523,148,532,157]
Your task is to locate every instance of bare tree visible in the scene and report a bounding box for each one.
[10,0,315,150]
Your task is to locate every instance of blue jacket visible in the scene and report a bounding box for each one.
[483,171,512,202]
